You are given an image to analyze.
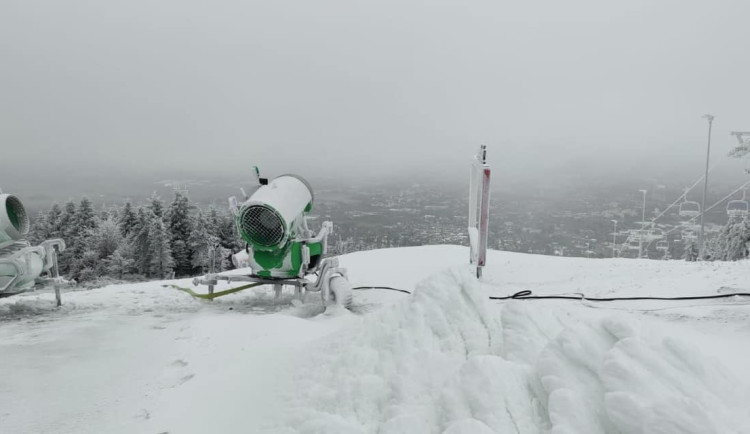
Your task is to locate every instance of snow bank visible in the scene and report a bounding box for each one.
[535,315,750,434]
[280,263,750,433]
[280,266,514,433]
[279,266,546,433]
[3,246,750,433]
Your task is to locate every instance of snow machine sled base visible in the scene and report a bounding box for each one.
[172,257,353,309]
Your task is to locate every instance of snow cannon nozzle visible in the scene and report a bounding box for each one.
[236,174,314,252]
[0,193,30,241]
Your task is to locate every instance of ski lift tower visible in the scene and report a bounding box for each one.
[638,189,647,259]
[468,145,491,278]
[699,114,715,259]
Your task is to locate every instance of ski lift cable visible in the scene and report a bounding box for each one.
[650,159,725,225]
[683,178,750,224]
[660,178,750,239]
[653,144,748,227]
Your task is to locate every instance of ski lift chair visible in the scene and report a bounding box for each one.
[649,227,664,241]
[626,235,641,250]
[679,201,701,218]
[681,229,697,241]
[656,240,669,251]
[727,200,749,219]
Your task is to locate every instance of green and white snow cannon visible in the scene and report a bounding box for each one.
[236,174,323,279]
[0,190,70,305]
[190,171,352,308]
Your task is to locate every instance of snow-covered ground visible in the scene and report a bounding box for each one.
[1,246,749,433]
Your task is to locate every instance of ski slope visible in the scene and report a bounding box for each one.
[1,246,749,433]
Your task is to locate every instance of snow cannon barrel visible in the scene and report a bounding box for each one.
[0,247,45,290]
[0,193,30,243]
[237,175,313,252]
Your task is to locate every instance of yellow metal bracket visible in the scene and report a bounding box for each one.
[163,282,265,300]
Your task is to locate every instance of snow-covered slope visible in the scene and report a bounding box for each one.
[1,246,749,433]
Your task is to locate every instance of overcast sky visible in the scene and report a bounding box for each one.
[2,0,749,191]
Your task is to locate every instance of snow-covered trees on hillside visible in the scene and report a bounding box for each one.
[707,219,750,261]
[148,192,165,220]
[26,192,243,283]
[131,207,153,276]
[148,217,174,279]
[166,192,193,277]
[56,200,77,274]
[188,210,214,274]
[118,201,138,238]
[106,245,135,279]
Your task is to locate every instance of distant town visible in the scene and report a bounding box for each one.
[309,176,744,260]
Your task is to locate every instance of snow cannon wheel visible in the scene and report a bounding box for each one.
[324,275,353,309]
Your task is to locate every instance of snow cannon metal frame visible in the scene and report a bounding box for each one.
[0,190,71,306]
[188,170,352,308]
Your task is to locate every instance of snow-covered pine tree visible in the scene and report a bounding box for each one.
[29,211,50,245]
[87,217,122,261]
[148,215,174,278]
[59,200,77,237]
[715,219,750,261]
[148,192,165,220]
[56,200,77,274]
[76,249,101,282]
[106,244,135,280]
[206,206,242,270]
[74,197,98,254]
[724,222,743,261]
[708,225,729,261]
[216,245,233,271]
[68,197,99,278]
[118,201,138,238]
[98,203,112,221]
[167,192,193,276]
[46,203,63,239]
[188,209,213,273]
[75,197,97,232]
[207,206,222,234]
[131,207,152,276]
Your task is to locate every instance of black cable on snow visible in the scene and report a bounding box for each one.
[351,286,750,303]
[352,286,413,294]
[488,290,750,302]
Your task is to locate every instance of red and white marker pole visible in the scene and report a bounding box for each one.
[469,145,491,278]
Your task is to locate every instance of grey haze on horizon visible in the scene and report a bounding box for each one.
[2,0,749,197]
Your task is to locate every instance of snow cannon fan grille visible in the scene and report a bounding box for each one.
[5,195,29,236]
[239,205,285,248]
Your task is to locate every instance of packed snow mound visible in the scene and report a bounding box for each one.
[537,316,750,434]
[283,267,506,433]
[277,261,750,433]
